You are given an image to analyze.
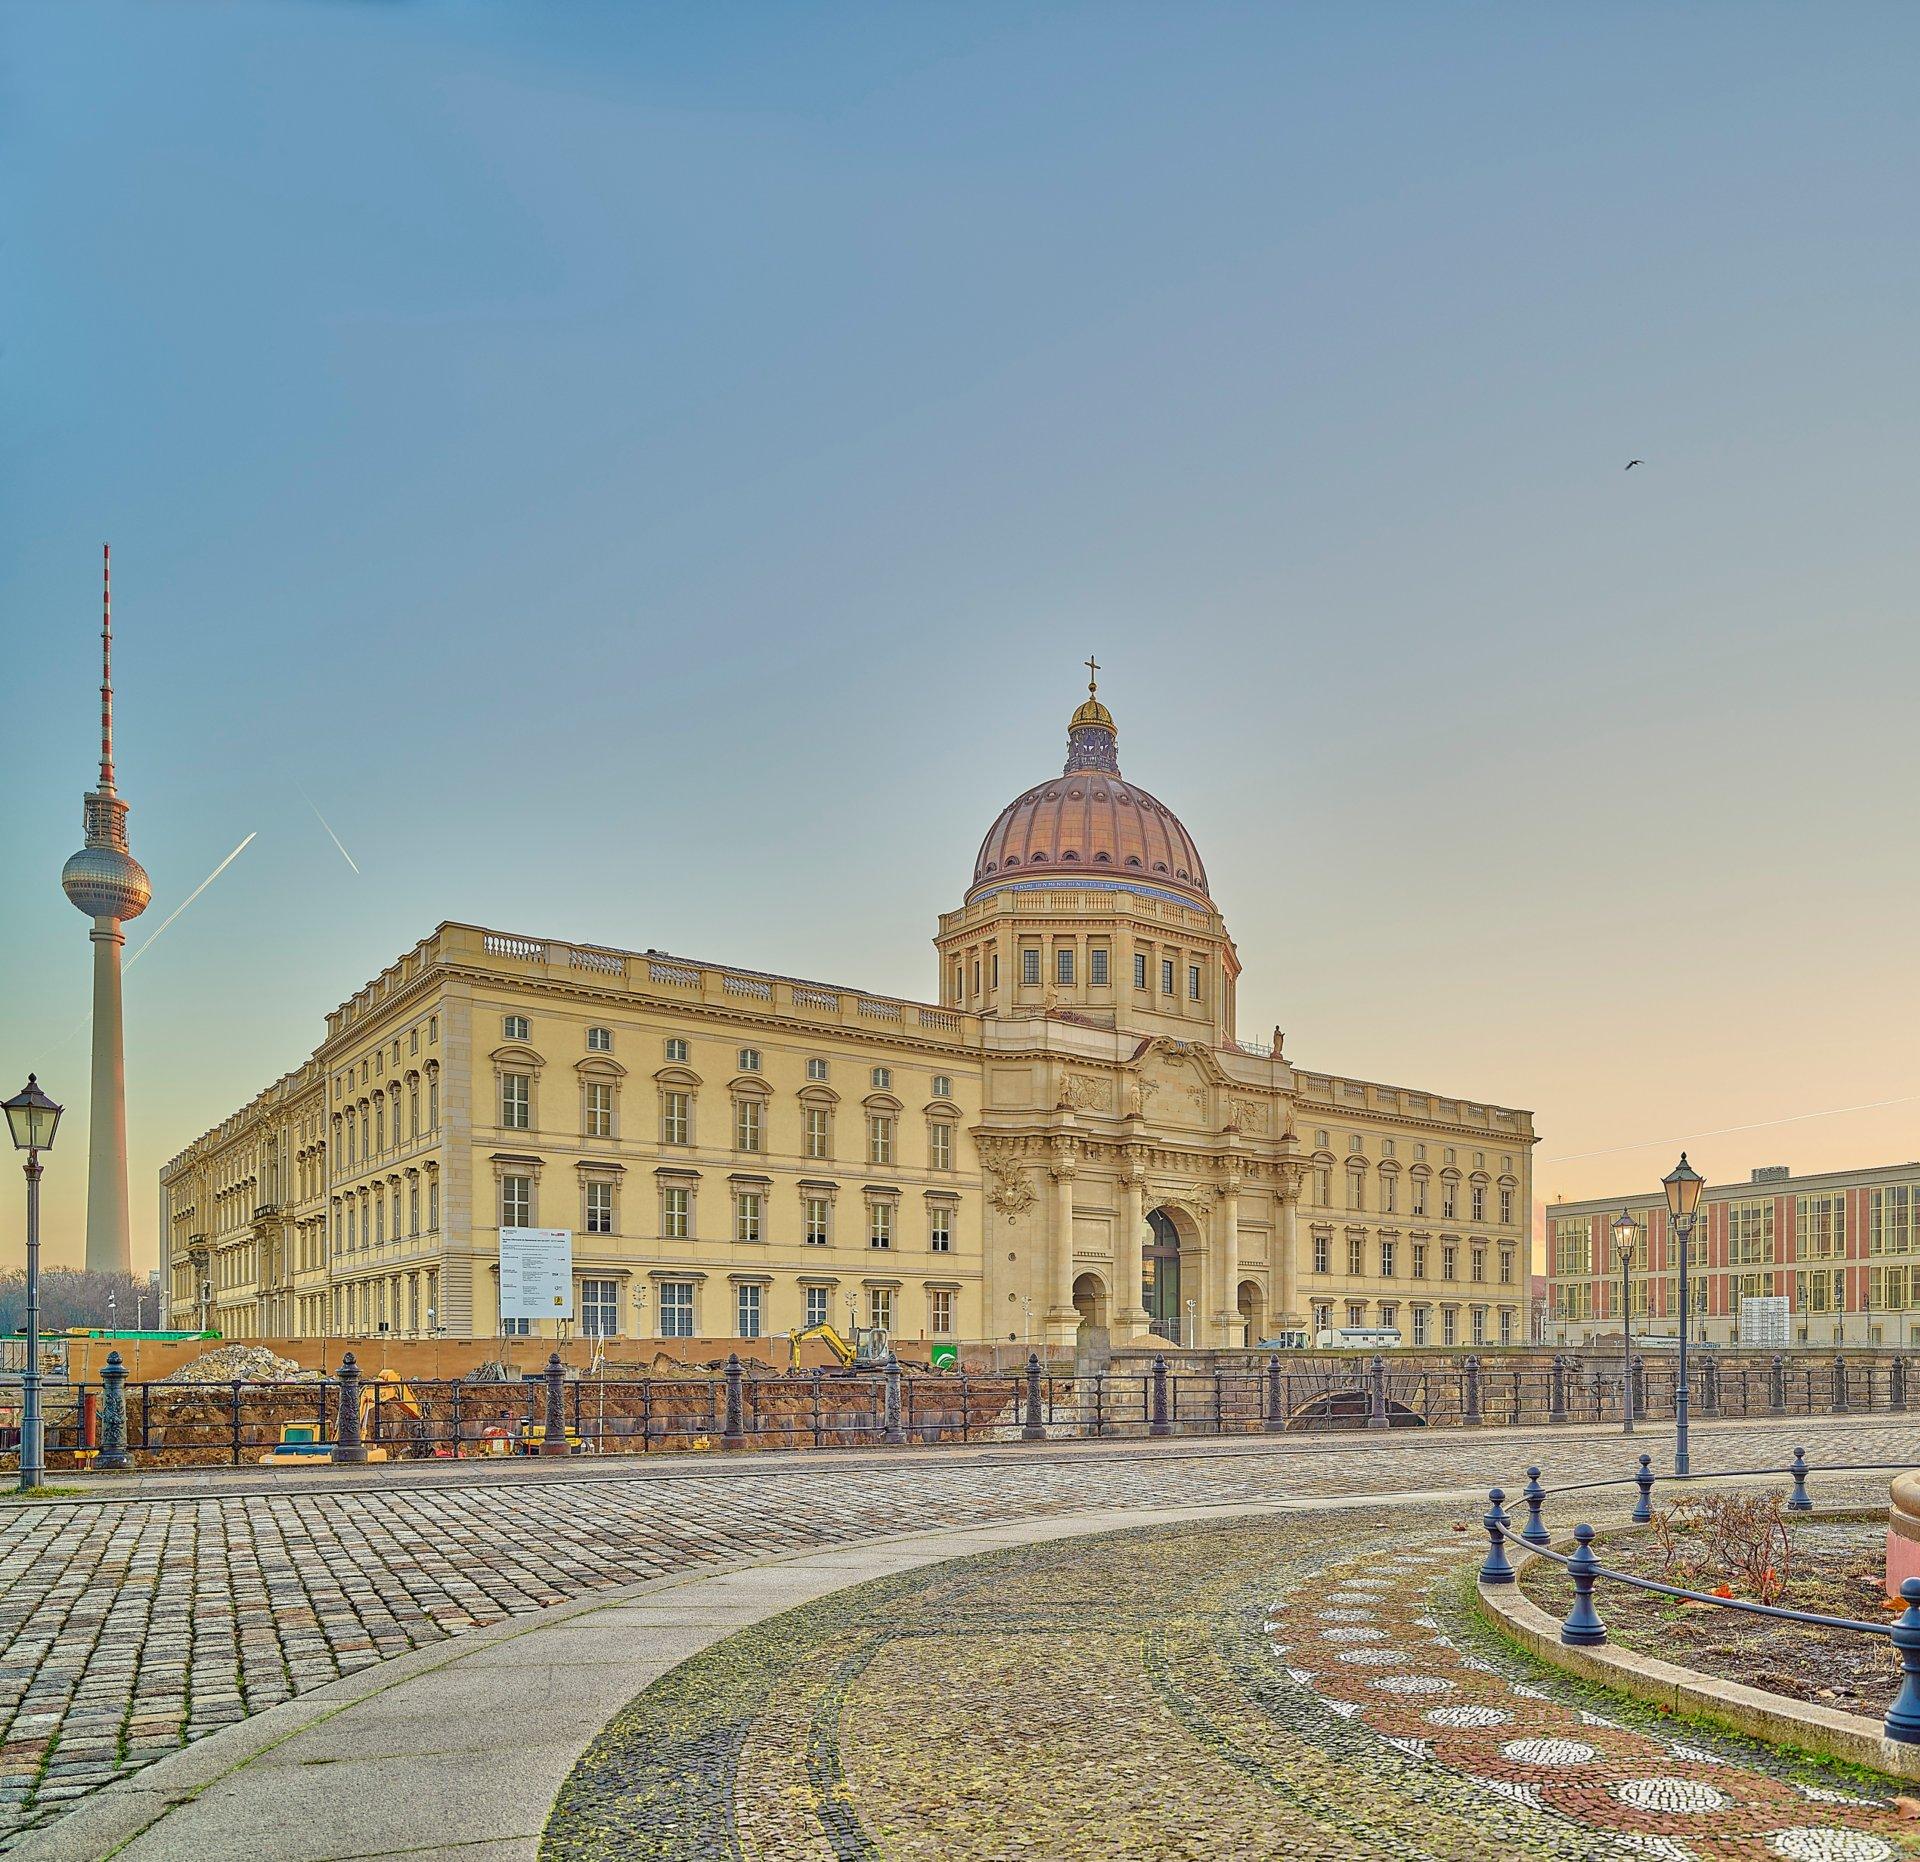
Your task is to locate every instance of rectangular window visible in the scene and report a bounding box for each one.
[1499,1188,1514,1225]
[735,1283,762,1339]
[409,1179,420,1235]
[929,1122,953,1170]
[1412,1306,1429,1345]
[804,1197,831,1246]
[501,1175,531,1227]
[1470,1306,1486,1346]
[587,1026,612,1053]
[501,1074,530,1129]
[1442,1307,1458,1347]
[429,1075,438,1127]
[805,1106,831,1159]
[868,1287,894,1331]
[1133,951,1148,989]
[871,1067,891,1090]
[932,1074,952,1099]
[1379,1239,1396,1277]
[734,1192,763,1243]
[1799,1193,1846,1259]
[1346,1234,1364,1275]
[1312,1234,1330,1274]
[580,1278,618,1336]
[734,1098,763,1152]
[1441,1245,1457,1282]
[428,1175,439,1229]
[1411,1179,1427,1217]
[665,1037,688,1062]
[1378,1302,1397,1331]
[868,1115,895,1165]
[1056,947,1075,986]
[585,1180,613,1234]
[1188,964,1201,1001]
[1021,948,1041,986]
[930,1206,953,1252]
[1442,1183,1457,1220]
[409,1084,420,1138]
[1161,959,1175,994]
[661,1186,690,1238]
[1089,949,1109,987]
[929,1288,955,1334]
[807,1058,829,1082]
[1382,1176,1397,1215]
[585,1081,614,1139]
[1471,1246,1486,1282]
[1500,1307,1514,1345]
[738,1047,761,1073]
[503,1014,529,1041]
[869,1202,893,1249]
[1500,1249,1514,1284]
[658,1281,694,1338]
[1346,1301,1366,1327]
[1347,1170,1365,1212]
[805,1286,830,1328]
[1313,1303,1332,1333]
[1411,1242,1428,1278]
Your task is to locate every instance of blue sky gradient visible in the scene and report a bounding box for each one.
[6,3,1920,1265]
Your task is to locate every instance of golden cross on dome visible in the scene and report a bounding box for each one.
[1084,654,1100,692]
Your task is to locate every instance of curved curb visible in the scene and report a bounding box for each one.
[1478,1530,1920,1785]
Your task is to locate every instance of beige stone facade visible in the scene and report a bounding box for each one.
[160,685,1536,1353]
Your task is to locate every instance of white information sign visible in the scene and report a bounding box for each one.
[500,1227,574,1322]
[1739,1294,1790,1347]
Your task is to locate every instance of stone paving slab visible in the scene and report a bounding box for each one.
[0,1416,1906,1850]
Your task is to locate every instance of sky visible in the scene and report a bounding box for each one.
[4,2,1919,1272]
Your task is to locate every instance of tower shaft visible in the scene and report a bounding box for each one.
[84,920,133,1277]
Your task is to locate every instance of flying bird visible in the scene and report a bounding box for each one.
[1625,459,1643,470]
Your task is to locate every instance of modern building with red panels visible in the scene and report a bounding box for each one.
[1545,1158,1920,1349]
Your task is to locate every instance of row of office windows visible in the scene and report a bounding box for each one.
[501,1174,957,1252]
[335,1171,440,1250]
[1314,1168,1512,1225]
[337,1070,439,1169]
[1556,1187,1920,1279]
[1308,1299,1519,1348]
[1309,1233,1516,1285]
[559,1280,956,1341]
[1314,1134,1512,1174]
[335,1016,439,1100]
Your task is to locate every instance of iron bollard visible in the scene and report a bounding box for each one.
[543,1353,570,1456]
[1479,1488,1515,1585]
[1885,1579,1920,1743]
[882,1352,905,1446]
[1769,1353,1787,1415]
[1022,1353,1046,1441]
[1787,1445,1812,1511]
[721,1352,747,1449]
[98,1350,128,1472]
[1833,1353,1850,1415]
[1548,1354,1567,1424]
[1701,1358,1719,1416]
[1560,1523,1607,1646]
[1896,1357,1910,1413]
[1264,1354,1284,1434]
[1367,1354,1389,1430]
[332,1353,367,1464]
[1463,1354,1482,1426]
[1150,1354,1171,1438]
[1632,1353,1647,1420]
[1632,1452,1655,1524]
[1519,1466,1550,1546]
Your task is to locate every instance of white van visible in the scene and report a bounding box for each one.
[1314,1326,1403,1351]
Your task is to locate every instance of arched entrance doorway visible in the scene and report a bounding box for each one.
[1072,1270,1109,1338]
[1144,1209,1186,1343]
[1236,1279,1265,1348]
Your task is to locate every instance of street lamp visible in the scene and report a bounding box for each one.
[4,1077,64,1493]
[1663,1152,1705,1477]
[1612,1208,1641,1436]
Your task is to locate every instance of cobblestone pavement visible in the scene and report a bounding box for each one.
[543,1499,1920,1861]
[0,1417,1909,1850]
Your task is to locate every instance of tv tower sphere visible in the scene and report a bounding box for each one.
[61,844,151,922]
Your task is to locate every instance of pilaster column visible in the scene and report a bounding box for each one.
[1212,1168,1243,1347]
[1275,1168,1305,1327]
[1115,1155,1151,1341]
[1044,1138,1080,1350]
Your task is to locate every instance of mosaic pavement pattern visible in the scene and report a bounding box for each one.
[0,1417,1907,1850]
[542,1508,1920,1862]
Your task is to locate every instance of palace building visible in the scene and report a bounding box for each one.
[160,678,1537,1353]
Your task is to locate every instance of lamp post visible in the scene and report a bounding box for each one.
[1663,1152,1705,1477]
[4,1077,64,1493]
[1612,1208,1641,1435]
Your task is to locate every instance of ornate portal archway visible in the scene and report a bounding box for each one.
[1144,1206,1198,1343]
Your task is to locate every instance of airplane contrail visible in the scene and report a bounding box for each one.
[125,831,258,970]
[297,784,359,874]
[1536,1091,1920,1166]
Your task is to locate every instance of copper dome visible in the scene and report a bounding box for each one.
[969,679,1210,906]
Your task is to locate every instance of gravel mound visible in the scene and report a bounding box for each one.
[160,1344,326,1384]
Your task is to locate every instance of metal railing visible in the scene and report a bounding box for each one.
[1477,1449,1920,1745]
[10,1347,1911,1473]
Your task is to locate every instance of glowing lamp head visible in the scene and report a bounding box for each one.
[3,1076,62,1153]
[1612,1208,1641,1264]
[1663,1152,1705,1227]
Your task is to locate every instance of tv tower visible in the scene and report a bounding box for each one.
[59,546,151,1277]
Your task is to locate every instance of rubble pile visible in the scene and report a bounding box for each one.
[160,1343,326,1384]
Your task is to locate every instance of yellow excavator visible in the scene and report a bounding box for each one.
[786,1321,892,1371]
